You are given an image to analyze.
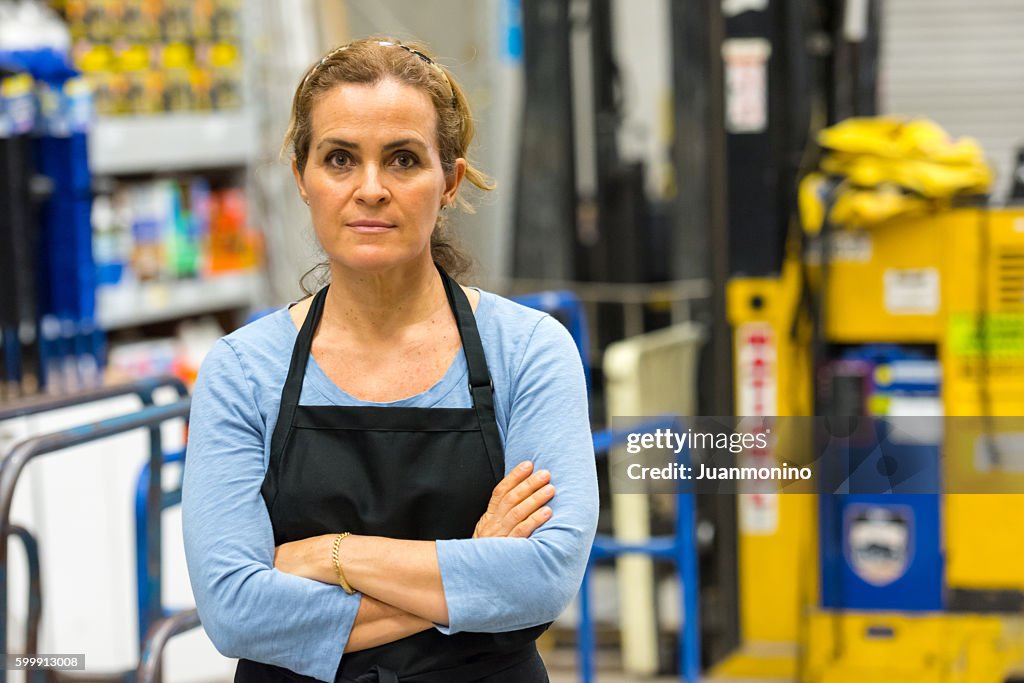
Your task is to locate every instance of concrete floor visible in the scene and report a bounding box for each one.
[541,644,794,683]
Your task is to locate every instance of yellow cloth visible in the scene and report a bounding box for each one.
[799,117,993,232]
[828,184,932,226]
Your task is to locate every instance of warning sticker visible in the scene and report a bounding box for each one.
[831,230,873,263]
[722,38,772,134]
[736,323,777,416]
[740,492,779,535]
[884,268,940,315]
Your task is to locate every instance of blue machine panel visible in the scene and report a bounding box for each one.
[820,493,943,611]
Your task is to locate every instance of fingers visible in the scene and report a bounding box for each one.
[487,460,534,510]
[510,506,553,538]
[510,482,555,522]
[496,468,551,518]
[475,461,557,538]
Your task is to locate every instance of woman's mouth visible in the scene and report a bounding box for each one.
[347,220,396,234]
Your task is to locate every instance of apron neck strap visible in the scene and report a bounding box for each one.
[281,267,493,407]
[280,283,328,411]
[438,266,505,482]
[270,284,329,465]
[437,265,492,390]
[269,266,505,491]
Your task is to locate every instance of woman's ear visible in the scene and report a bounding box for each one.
[292,159,309,205]
[443,158,467,207]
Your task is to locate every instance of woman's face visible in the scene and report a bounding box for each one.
[294,78,465,275]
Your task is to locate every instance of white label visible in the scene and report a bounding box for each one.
[736,323,777,416]
[884,268,939,315]
[974,433,1024,472]
[735,326,779,534]
[722,39,772,133]
[740,492,779,535]
[722,0,769,17]
[831,230,873,263]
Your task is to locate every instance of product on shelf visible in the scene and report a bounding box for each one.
[56,0,243,114]
[207,41,239,110]
[91,192,131,285]
[1,45,100,395]
[190,0,214,43]
[94,175,262,287]
[0,68,41,399]
[117,43,163,114]
[160,0,192,43]
[76,44,120,114]
[127,180,166,281]
[207,185,260,273]
[159,41,192,111]
[210,0,241,43]
[120,0,162,44]
[105,315,223,386]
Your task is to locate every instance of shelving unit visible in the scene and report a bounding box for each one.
[88,111,266,332]
[89,111,257,176]
[96,271,262,329]
[77,76,262,683]
[6,5,265,680]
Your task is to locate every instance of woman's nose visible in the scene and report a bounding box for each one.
[354,165,389,204]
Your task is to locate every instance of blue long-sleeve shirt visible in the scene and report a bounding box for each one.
[182,289,598,681]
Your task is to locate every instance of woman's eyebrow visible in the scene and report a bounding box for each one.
[316,137,357,151]
[383,138,426,151]
[315,137,426,151]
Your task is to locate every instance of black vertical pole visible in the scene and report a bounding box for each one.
[671,0,737,666]
[671,0,713,283]
[853,0,880,117]
[581,0,620,282]
[513,0,577,281]
[830,0,879,123]
[723,2,785,277]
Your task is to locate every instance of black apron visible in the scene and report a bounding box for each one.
[235,268,549,683]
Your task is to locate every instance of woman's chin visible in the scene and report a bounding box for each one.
[328,248,430,275]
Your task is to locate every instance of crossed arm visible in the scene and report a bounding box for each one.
[184,318,596,679]
[272,461,555,652]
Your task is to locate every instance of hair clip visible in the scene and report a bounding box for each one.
[302,41,455,103]
[302,45,349,85]
[376,41,455,97]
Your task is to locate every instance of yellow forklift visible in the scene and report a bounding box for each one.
[719,170,1024,681]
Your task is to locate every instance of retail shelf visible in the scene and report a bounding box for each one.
[97,272,261,329]
[88,111,256,176]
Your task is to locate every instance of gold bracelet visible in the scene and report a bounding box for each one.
[331,532,355,595]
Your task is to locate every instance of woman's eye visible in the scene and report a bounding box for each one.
[392,152,418,168]
[326,151,351,168]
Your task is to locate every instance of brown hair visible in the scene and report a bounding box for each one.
[284,37,492,287]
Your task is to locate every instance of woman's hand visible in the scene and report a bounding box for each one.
[273,460,555,582]
[473,461,555,538]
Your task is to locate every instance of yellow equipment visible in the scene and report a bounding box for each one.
[718,206,1024,683]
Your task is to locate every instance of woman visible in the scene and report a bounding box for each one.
[183,37,597,682]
